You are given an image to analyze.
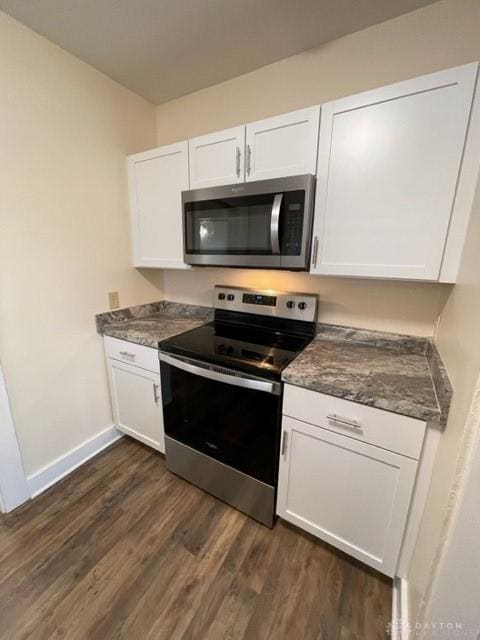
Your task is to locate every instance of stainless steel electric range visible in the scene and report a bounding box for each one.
[158,285,318,527]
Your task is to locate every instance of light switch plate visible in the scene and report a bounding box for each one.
[108,291,120,309]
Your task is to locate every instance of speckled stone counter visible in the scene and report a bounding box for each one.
[96,301,213,348]
[96,304,451,425]
[282,324,451,424]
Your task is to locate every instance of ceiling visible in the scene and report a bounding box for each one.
[0,0,440,104]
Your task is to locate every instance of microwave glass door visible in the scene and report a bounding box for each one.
[185,193,275,255]
[184,191,305,256]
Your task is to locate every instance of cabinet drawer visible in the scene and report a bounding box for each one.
[104,336,159,373]
[283,384,426,459]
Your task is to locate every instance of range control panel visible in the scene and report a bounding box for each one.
[214,285,318,323]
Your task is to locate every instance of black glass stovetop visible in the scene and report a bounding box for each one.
[159,318,313,380]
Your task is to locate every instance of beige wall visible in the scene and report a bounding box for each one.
[423,374,480,637]
[408,173,480,624]
[156,0,480,336]
[0,11,163,476]
[165,269,449,336]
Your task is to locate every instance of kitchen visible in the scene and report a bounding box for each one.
[1,1,480,638]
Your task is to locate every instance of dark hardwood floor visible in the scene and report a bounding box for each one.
[0,438,392,639]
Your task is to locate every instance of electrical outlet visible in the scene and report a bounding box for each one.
[108,291,120,309]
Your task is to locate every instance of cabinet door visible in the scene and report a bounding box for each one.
[189,126,245,188]
[311,63,477,280]
[107,358,165,453]
[127,142,189,269]
[246,106,320,182]
[277,417,417,577]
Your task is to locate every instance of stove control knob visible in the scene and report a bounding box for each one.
[218,344,225,353]
[227,294,235,301]
[218,293,226,300]
[298,302,307,310]
[286,301,295,309]
[226,346,234,355]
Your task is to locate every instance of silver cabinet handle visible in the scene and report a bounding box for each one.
[235,146,241,177]
[311,236,319,267]
[327,413,363,431]
[270,193,282,255]
[281,431,288,457]
[159,352,281,396]
[119,351,136,359]
[246,144,252,176]
[153,383,160,404]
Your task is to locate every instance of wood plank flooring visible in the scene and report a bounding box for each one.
[0,438,392,639]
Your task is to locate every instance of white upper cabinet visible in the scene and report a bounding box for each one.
[245,106,320,181]
[188,107,320,189]
[189,126,245,189]
[311,63,478,280]
[128,142,189,269]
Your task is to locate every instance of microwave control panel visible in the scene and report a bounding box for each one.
[281,191,306,256]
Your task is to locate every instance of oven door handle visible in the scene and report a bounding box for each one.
[159,353,281,396]
[270,193,283,255]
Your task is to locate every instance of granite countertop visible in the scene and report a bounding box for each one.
[96,301,213,348]
[282,325,450,424]
[101,313,208,348]
[95,301,451,425]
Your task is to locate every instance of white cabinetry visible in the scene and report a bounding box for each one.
[104,337,165,453]
[189,126,245,188]
[311,63,478,281]
[277,385,426,577]
[127,142,189,269]
[245,106,320,181]
[188,107,320,189]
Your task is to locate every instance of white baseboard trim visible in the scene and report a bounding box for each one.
[391,577,410,639]
[27,426,123,498]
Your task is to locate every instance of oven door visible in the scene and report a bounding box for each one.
[159,353,282,487]
[182,175,314,269]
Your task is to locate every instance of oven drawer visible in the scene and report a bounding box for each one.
[104,336,159,373]
[283,384,426,459]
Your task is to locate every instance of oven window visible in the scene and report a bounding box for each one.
[185,193,277,255]
[161,362,282,486]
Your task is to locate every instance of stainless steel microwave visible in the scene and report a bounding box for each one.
[182,174,315,270]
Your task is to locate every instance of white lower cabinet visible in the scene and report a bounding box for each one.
[277,392,422,577]
[105,338,165,453]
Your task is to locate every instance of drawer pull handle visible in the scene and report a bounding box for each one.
[327,413,362,431]
[153,383,160,404]
[119,351,136,358]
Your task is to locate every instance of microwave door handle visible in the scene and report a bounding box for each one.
[270,193,283,255]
